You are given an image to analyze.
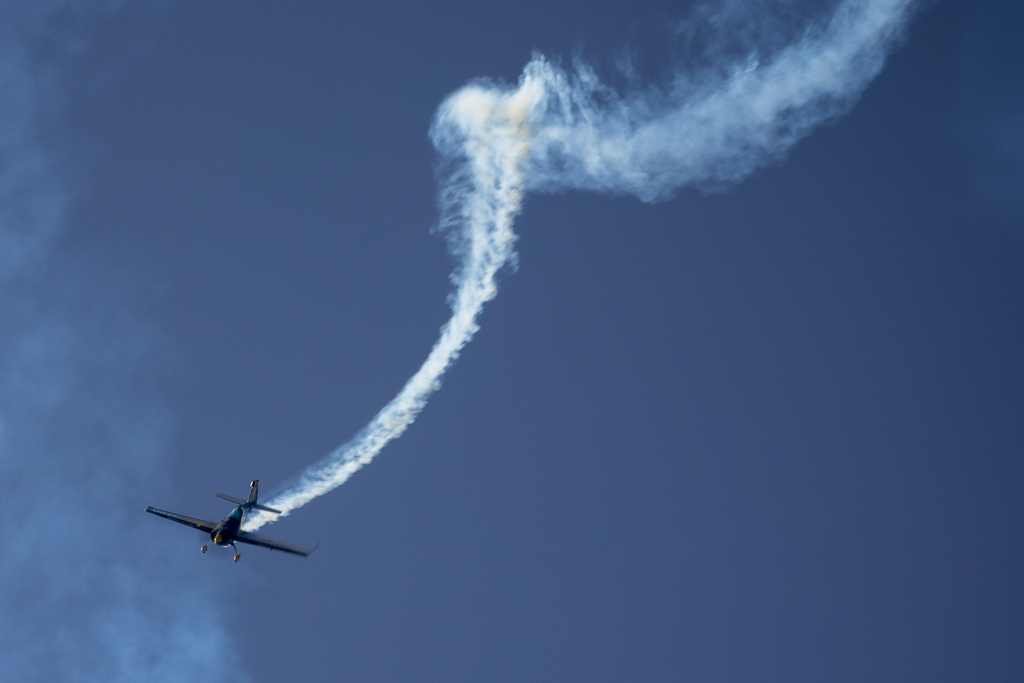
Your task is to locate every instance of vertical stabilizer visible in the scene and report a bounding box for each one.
[248,480,259,504]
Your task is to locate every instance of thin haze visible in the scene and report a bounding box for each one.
[244,0,916,531]
[0,3,241,681]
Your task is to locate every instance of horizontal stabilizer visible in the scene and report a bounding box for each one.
[251,503,282,514]
[217,493,248,505]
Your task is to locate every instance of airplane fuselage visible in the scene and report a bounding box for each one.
[210,506,244,546]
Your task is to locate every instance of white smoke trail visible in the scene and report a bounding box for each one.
[244,0,915,531]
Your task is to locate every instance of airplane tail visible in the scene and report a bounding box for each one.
[216,480,281,514]
[246,480,281,515]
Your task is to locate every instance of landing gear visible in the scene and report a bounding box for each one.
[231,541,240,563]
[201,544,208,553]
[234,553,241,562]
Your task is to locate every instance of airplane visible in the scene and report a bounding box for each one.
[145,480,315,562]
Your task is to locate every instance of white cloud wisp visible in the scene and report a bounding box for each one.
[0,4,244,681]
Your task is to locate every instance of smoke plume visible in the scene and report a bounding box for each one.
[244,0,916,531]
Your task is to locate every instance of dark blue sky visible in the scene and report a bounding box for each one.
[1,1,1021,682]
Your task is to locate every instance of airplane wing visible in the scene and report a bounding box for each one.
[145,506,217,533]
[235,530,314,557]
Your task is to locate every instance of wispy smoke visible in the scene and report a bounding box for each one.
[245,0,916,530]
[0,3,242,681]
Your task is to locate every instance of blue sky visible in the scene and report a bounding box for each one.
[1,1,1021,682]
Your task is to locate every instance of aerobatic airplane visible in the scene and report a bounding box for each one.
[146,480,315,562]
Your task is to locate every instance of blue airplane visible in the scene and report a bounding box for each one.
[146,480,314,562]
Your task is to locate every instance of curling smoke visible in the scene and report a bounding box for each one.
[244,0,915,531]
